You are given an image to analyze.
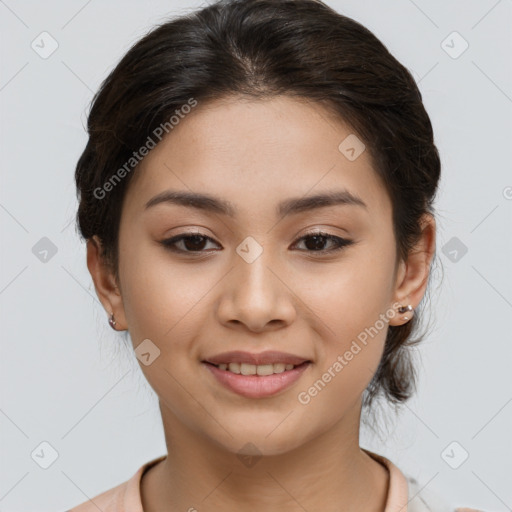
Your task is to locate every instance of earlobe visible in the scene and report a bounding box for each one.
[86,236,127,330]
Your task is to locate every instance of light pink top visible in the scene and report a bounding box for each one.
[65,450,481,512]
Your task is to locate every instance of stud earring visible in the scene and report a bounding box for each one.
[397,304,413,322]
[108,312,117,330]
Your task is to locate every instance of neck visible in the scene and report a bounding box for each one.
[141,399,389,512]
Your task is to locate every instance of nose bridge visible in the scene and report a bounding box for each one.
[234,240,280,306]
[218,237,295,330]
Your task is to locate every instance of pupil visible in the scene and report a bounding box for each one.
[306,235,326,251]
[185,235,206,251]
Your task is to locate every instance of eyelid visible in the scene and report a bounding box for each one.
[291,230,354,253]
[160,229,354,256]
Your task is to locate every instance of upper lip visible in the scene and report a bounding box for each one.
[203,350,310,366]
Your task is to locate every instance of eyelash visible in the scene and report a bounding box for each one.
[160,231,354,256]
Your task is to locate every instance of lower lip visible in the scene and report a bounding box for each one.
[202,362,311,398]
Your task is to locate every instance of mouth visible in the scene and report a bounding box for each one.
[202,360,310,376]
[201,359,312,398]
[201,350,312,398]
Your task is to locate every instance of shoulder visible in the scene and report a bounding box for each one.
[363,448,483,512]
[64,479,128,512]
[64,455,167,512]
[406,474,484,512]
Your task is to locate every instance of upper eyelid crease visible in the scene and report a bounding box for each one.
[161,231,354,256]
[144,189,367,217]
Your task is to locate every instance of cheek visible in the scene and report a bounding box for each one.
[298,245,395,392]
[118,246,211,399]
[296,273,392,420]
[305,248,395,338]
[119,243,232,367]
[118,241,202,341]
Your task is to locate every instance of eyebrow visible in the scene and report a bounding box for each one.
[144,189,367,217]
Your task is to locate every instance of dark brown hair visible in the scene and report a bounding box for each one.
[75,0,442,411]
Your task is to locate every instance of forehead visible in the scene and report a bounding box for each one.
[123,95,391,220]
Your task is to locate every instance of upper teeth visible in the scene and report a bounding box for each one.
[216,362,296,375]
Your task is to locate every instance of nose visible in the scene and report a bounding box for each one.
[216,252,297,333]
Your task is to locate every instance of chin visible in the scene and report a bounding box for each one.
[206,423,307,459]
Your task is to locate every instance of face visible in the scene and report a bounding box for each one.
[90,95,428,457]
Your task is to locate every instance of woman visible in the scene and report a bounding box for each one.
[66,0,480,510]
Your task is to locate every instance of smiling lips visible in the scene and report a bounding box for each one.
[204,350,310,366]
[202,350,312,398]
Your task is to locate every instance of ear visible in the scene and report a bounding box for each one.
[87,235,127,330]
[389,213,436,326]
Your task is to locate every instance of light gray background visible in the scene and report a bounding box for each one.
[1,0,511,510]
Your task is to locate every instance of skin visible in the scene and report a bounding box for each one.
[87,95,436,512]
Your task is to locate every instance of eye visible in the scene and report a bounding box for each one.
[292,231,354,254]
[160,231,354,255]
[160,233,220,254]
